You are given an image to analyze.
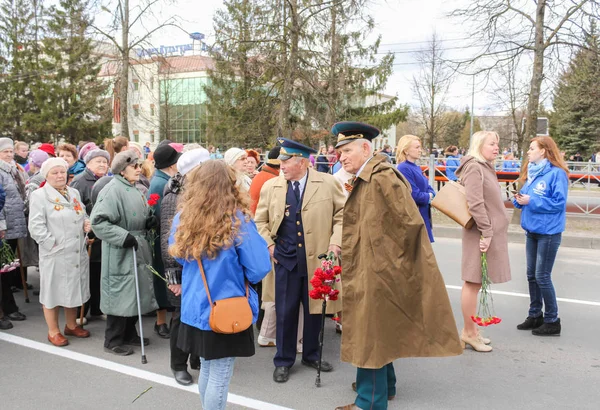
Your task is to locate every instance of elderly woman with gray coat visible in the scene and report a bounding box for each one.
[28,158,92,346]
[0,137,28,324]
[91,150,158,356]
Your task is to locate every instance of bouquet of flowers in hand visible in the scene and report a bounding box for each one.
[309,252,341,301]
[471,252,501,327]
[146,193,160,250]
[0,242,20,274]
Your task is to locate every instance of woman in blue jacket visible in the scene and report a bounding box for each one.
[169,160,271,410]
[513,136,569,336]
[396,135,436,242]
[444,145,460,182]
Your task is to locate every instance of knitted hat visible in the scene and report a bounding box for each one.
[0,137,14,152]
[154,144,181,169]
[177,148,210,176]
[169,142,184,153]
[39,143,56,157]
[29,149,50,168]
[78,142,98,161]
[128,141,144,159]
[40,157,69,179]
[84,149,110,164]
[224,148,246,166]
[266,146,281,166]
[111,149,139,175]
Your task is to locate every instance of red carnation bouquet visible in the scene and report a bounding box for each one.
[471,252,501,327]
[0,242,19,274]
[146,193,160,251]
[147,193,160,207]
[309,253,341,301]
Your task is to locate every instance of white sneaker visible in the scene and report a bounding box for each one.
[76,317,88,326]
[258,335,276,347]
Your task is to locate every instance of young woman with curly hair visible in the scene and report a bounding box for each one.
[168,160,271,410]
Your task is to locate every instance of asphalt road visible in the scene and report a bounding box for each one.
[1,238,599,410]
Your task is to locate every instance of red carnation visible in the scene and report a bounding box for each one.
[333,266,342,275]
[310,277,323,288]
[148,193,160,206]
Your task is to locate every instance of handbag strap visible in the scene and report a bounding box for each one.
[197,258,249,307]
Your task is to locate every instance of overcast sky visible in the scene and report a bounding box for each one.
[111,0,542,115]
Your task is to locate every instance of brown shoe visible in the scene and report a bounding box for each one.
[48,332,69,346]
[335,405,359,410]
[64,325,90,338]
[351,382,395,400]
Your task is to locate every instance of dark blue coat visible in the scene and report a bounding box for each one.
[396,160,435,242]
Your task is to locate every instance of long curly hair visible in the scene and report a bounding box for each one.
[169,160,250,260]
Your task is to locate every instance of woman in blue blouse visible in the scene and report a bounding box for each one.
[444,145,460,181]
[169,160,271,410]
[395,135,436,242]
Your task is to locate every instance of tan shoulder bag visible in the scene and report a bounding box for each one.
[431,165,484,229]
[197,260,253,334]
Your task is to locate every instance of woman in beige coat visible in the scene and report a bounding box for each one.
[455,131,511,352]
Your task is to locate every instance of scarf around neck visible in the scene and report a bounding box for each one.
[527,159,548,183]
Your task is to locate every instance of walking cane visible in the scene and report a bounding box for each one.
[79,236,94,328]
[15,242,29,303]
[315,298,327,387]
[132,247,147,364]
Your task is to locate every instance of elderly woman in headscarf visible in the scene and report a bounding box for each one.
[0,137,28,324]
[224,147,251,192]
[71,149,111,321]
[28,158,91,346]
[91,150,158,356]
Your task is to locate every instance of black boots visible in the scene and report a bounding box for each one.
[516,315,544,330]
[532,319,561,336]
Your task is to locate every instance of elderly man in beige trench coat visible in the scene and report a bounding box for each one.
[255,138,345,384]
[331,122,463,410]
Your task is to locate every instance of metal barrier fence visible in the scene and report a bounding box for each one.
[310,155,600,216]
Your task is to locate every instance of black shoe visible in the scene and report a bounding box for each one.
[7,312,26,321]
[154,322,170,339]
[173,369,193,385]
[0,317,13,330]
[516,315,544,330]
[104,345,134,356]
[532,319,561,336]
[124,336,150,346]
[273,366,290,383]
[190,358,200,370]
[301,359,333,372]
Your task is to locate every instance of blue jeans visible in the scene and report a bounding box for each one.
[525,232,561,323]
[198,357,235,410]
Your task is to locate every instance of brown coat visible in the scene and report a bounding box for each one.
[456,156,511,284]
[341,155,462,369]
[255,169,345,314]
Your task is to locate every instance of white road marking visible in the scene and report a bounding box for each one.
[445,285,600,306]
[0,332,293,410]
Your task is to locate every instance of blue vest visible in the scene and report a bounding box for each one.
[274,181,308,276]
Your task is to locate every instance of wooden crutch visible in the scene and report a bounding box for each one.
[79,236,94,328]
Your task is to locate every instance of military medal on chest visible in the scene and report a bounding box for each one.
[285,204,291,217]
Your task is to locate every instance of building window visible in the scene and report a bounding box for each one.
[150,104,155,116]
[133,104,139,117]
[150,130,155,142]
[133,130,139,142]
[133,79,139,91]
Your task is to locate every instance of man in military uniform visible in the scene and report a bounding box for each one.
[331,122,462,410]
[255,138,345,383]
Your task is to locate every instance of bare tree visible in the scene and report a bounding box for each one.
[90,0,179,139]
[452,0,599,155]
[412,33,454,152]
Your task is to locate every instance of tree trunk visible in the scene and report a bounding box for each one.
[119,0,130,138]
[326,5,338,128]
[522,0,546,157]
[277,0,298,138]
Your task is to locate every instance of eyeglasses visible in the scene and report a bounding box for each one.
[130,163,141,169]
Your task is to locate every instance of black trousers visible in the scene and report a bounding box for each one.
[104,315,139,348]
[170,309,198,371]
[82,262,102,317]
[1,239,20,315]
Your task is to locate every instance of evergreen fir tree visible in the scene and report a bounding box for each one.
[552,26,600,157]
[0,0,41,139]
[28,0,110,143]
